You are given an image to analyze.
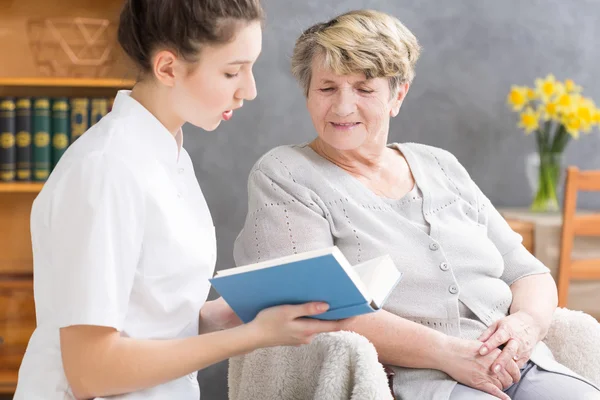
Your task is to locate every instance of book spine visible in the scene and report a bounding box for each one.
[70,97,89,142]
[90,98,108,126]
[32,98,51,182]
[0,97,16,182]
[15,98,32,181]
[107,96,115,113]
[51,97,70,169]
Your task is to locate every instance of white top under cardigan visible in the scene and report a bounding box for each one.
[234,142,596,399]
[15,91,216,400]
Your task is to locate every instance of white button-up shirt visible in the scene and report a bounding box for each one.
[15,91,216,399]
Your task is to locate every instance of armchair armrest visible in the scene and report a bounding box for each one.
[543,307,600,387]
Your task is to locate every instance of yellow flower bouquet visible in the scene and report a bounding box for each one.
[507,75,600,212]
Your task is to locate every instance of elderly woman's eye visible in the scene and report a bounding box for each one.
[319,88,334,92]
[358,88,374,94]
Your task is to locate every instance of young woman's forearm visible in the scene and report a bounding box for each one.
[198,312,221,334]
[61,324,260,399]
[341,310,449,369]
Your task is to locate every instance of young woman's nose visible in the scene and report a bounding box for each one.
[236,71,258,101]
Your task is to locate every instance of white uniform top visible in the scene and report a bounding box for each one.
[14,90,216,399]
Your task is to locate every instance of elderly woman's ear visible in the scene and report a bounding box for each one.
[391,82,410,117]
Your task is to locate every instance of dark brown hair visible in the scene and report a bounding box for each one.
[118,0,264,74]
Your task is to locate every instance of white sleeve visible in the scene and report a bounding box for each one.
[47,152,145,330]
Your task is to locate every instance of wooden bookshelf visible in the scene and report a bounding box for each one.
[0,79,134,394]
[0,0,137,393]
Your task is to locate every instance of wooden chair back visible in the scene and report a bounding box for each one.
[557,166,600,307]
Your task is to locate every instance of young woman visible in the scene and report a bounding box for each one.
[14,1,343,399]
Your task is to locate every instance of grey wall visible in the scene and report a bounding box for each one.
[193,1,600,398]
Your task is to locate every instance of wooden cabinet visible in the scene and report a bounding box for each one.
[0,188,39,394]
[0,280,35,394]
[0,180,52,394]
[0,79,133,394]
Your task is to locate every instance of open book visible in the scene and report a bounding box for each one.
[210,246,403,323]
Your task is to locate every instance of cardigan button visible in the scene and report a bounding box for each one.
[449,285,459,294]
[440,262,449,271]
[429,243,439,251]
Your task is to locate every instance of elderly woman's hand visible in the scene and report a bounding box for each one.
[442,337,517,400]
[477,311,542,376]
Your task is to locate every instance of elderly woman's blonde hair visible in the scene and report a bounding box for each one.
[291,10,421,97]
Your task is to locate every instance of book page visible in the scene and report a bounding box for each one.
[352,255,401,308]
[215,246,338,277]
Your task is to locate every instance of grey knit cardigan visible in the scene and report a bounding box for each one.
[233,142,593,399]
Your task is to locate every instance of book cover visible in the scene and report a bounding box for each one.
[0,97,16,182]
[90,98,108,126]
[70,98,89,142]
[210,247,402,324]
[51,97,70,169]
[15,98,32,181]
[32,98,51,182]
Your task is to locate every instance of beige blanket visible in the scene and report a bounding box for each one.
[228,331,393,400]
[228,308,600,400]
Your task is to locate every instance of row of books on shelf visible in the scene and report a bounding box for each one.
[0,96,113,182]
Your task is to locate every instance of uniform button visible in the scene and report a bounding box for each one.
[440,262,449,271]
[449,284,459,294]
[178,168,185,174]
[429,242,439,251]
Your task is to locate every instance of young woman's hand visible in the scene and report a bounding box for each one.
[247,302,346,347]
[441,337,518,400]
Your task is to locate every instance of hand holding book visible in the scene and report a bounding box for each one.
[200,297,344,346]
[246,302,347,347]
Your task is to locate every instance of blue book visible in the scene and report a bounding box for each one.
[209,246,403,323]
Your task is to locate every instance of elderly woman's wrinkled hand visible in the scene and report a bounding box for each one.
[443,337,517,400]
[477,311,542,376]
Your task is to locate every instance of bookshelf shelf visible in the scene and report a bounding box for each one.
[0,261,34,275]
[0,77,135,97]
[0,183,44,193]
[0,77,136,89]
[0,371,18,394]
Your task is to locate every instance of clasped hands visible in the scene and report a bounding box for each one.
[445,311,541,400]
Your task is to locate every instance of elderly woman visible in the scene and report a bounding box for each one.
[233,10,600,400]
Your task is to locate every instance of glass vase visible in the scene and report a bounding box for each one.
[525,151,566,213]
